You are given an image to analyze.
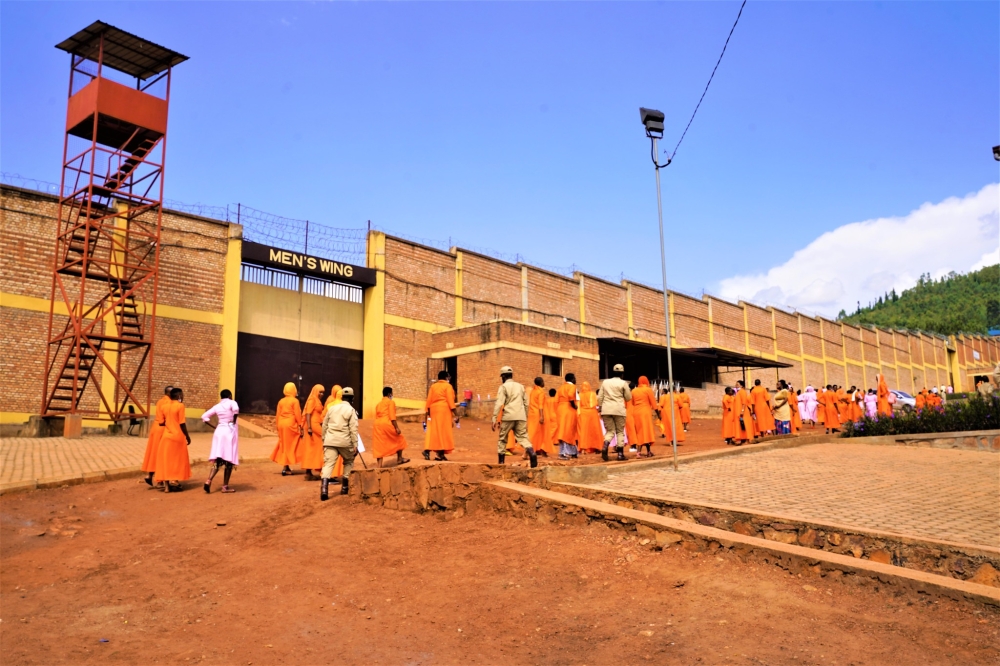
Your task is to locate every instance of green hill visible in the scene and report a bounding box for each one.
[838,264,999,336]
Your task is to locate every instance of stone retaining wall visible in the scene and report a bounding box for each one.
[883,430,1000,452]
[549,483,999,586]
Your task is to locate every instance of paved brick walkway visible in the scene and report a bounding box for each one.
[0,433,278,486]
[586,443,1000,549]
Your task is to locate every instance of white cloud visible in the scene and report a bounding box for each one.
[717,183,1000,317]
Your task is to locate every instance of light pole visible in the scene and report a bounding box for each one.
[640,107,679,471]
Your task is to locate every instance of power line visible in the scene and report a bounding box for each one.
[665,0,747,164]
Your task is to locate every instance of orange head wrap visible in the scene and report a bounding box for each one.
[283,382,297,397]
[305,384,324,412]
[638,376,650,386]
[581,380,592,392]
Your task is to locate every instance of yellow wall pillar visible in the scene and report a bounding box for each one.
[668,292,676,344]
[520,265,529,323]
[218,225,242,396]
[98,203,128,418]
[362,231,386,418]
[577,274,586,336]
[625,283,635,340]
[454,250,464,327]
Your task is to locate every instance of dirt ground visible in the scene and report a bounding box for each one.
[243,415,825,468]
[2,463,997,665]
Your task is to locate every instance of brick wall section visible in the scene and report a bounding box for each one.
[710,298,745,352]
[892,331,911,366]
[384,238,456,327]
[745,303,773,355]
[773,309,800,356]
[525,268,578,333]
[876,328,896,367]
[1,187,61,299]
[153,318,222,409]
[460,251,521,324]
[860,328,880,365]
[804,359,825,387]
[631,283,667,346]
[384,325,434,403]
[820,318,843,361]
[431,321,599,407]
[581,275,627,338]
[799,317,823,359]
[842,324,863,363]
[671,292,709,348]
[152,209,228,312]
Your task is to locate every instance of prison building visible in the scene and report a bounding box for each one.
[2,184,998,429]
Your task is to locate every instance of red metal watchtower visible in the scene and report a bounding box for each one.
[41,22,187,421]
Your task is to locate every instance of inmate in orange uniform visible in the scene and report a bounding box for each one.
[271,382,303,467]
[721,392,738,441]
[736,387,756,441]
[750,384,775,434]
[555,381,579,445]
[630,377,657,446]
[300,384,326,472]
[915,389,927,410]
[657,392,687,443]
[541,391,558,454]
[790,391,802,433]
[577,381,603,453]
[819,389,840,431]
[142,393,172,475]
[154,398,190,484]
[876,375,892,416]
[851,390,864,422]
[372,396,408,459]
[527,385,546,450]
[677,390,692,428]
[424,380,456,453]
[625,397,638,448]
[835,388,849,423]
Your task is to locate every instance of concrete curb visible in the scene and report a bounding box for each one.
[0,456,275,496]
[487,480,1000,607]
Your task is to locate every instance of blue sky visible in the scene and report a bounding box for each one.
[2,1,997,314]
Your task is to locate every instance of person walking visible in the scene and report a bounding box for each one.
[202,389,240,493]
[772,381,792,435]
[555,373,580,459]
[142,385,173,487]
[155,387,191,492]
[750,379,775,436]
[320,387,360,500]
[721,387,738,444]
[491,366,537,468]
[630,376,657,458]
[876,374,893,416]
[372,387,409,468]
[527,377,546,452]
[577,380,603,454]
[271,382,303,476]
[676,387,692,432]
[597,363,632,461]
[301,384,326,481]
[423,371,458,461]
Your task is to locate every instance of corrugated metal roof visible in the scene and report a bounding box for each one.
[55,20,188,80]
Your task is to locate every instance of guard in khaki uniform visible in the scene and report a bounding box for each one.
[320,386,359,500]
[597,363,632,461]
[491,366,538,468]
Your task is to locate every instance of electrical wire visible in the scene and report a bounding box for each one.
[665,0,747,164]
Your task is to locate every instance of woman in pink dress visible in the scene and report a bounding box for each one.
[864,389,878,419]
[801,386,818,425]
[202,389,240,493]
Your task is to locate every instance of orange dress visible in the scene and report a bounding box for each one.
[577,382,603,453]
[424,380,456,453]
[851,391,864,422]
[541,394,558,454]
[790,394,802,432]
[819,390,840,428]
[301,385,326,470]
[736,388,756,440]
[915,390,927,410]
[721,394,738,440]
[677,393,692,425]
[876,375,892,416]
[625,399,638,446]
[527,387,546,449]
[555,383,579,444]
[750,386,775,433]
[372,397,407,458]
[657,393,687,442]
[271,394,303,466]
[154,400,190,483]
[141,395,171,473]
[630,381,657,446]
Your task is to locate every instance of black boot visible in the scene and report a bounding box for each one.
[498,453,506,465]
[320,479,329,501]
[616,446,626,461]
[340,478,350,495]
[528,448,538,469]
[422,450,430,461]
[601,444,609,462]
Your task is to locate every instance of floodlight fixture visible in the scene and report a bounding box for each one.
[640,107,665,137]
[993,145,1000,161]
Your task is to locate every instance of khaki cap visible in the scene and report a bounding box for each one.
[613,363,624,372]
[500,366,513,374]
[341,387,354,396]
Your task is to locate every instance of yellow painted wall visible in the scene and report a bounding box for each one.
[237,281,364,350]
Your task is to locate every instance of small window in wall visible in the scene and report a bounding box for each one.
[241,263,299,292]
[542,356,562,376]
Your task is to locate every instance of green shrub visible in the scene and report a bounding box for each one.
[841,393,1000,437]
